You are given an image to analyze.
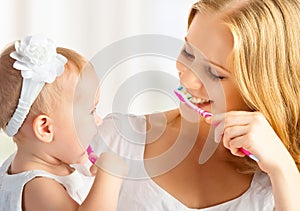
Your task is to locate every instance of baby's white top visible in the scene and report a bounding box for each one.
[91,113,275,211]
[0,153,93,211]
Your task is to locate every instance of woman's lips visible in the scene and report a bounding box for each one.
[184,88,213,110]
[196,101,212,109]
[189,96,213,109]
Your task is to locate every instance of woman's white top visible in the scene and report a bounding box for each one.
[91,113,275,211]
[0,153,93,211]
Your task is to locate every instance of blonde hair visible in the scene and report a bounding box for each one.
[0,44,87,130]
[189,0,300,172]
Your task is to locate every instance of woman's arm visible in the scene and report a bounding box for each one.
[268,154,300,211]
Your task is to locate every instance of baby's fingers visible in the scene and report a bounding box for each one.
[95,152,129,177]
[89,164,98,176]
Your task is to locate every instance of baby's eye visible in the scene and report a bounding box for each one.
[91,108,96,115]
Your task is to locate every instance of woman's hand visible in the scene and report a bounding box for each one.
[206,111,300,210]
[206,111,294,174]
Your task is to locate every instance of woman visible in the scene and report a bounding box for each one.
[92,0,300,210]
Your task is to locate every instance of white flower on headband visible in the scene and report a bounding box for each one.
[10,34,67,83]
[5,34,68,137]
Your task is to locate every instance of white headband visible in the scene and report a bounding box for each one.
[4,34,67,137]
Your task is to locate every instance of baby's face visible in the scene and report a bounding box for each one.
[49,62,101,165]
[73,63,101,151]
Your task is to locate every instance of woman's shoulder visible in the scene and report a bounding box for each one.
[103,112,147,129]
[234,171,274,209]
[100,113,147,140]
[250,171,273,195]
[145,108,180,124]
[99,110,180,139]
[92,112,148,159]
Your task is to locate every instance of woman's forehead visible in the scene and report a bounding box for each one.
[186,12,233,71]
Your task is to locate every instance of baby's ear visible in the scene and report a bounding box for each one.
[32,115,54,143]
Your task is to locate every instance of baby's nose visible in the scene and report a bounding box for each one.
[94,112,103,126]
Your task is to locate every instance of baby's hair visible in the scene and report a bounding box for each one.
[0,44,22,129]
[0,43,87,130]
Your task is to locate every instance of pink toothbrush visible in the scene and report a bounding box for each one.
[174,86,259,162]
[87,145,98,164]
[174,86,213,118]
[239,148,259,162]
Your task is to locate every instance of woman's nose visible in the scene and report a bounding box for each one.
[176,61,202,89]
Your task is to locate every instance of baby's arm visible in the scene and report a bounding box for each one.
[23,177,79,210]
[81,152,128,210]
[23,152,128,211]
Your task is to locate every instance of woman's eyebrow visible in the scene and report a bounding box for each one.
[184,36,230,72]
[208,60,230,73]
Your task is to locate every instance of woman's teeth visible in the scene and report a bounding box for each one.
[181,87,211,105]
[190,97,210,104]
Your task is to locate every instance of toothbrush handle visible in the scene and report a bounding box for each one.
[239,148,259,162]
[195,107,213,118]
[87,145,98,164]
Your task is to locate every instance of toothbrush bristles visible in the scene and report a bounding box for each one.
[175,86,212,118]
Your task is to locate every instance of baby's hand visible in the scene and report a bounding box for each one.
[90,152,128,177]
[205,111,294,175]
[85,152,128,210]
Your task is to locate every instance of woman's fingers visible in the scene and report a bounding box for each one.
[206,110,294,174]
[206,111,262,159]
[206,111,264,128]
[228,134,254,156]
[211,111,252,143]
[222,125,249,148]
[221,124,254,158]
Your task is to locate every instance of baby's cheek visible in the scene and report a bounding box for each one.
[77,116,98,149]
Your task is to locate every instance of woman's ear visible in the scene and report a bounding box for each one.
[32,115,54,143]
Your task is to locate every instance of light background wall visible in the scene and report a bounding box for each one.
[0,0,197,164]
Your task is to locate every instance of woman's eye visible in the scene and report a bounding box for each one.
[181,48,195,59]
[206,65,225,80]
